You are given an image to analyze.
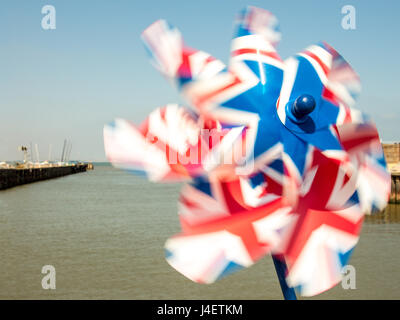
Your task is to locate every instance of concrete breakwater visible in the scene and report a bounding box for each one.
[0,163,89,190]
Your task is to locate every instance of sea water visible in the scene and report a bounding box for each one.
[0,165,399,299]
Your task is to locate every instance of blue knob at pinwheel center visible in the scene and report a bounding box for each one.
[292,94,316,119]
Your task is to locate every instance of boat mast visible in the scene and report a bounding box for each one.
[61,139,67,162]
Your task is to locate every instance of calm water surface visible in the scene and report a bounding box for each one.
[0,165,399,299]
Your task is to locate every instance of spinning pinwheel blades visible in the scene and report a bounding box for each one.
[104,6,391,299]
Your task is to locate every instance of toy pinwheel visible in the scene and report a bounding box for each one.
[104,6,390,298]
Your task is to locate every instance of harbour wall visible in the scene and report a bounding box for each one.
[0,163,88,190]
[390,174,400,204]
[383,143,400,204]
[383,143,400,163]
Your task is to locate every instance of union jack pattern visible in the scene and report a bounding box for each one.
[104,6,390,297]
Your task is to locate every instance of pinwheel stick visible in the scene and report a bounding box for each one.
[272,254,297,300]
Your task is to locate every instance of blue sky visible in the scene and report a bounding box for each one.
[1,0,399,161]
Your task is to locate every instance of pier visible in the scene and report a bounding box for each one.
[0,163,90,190]
[383,143,400,204]
[390,173,400,204]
